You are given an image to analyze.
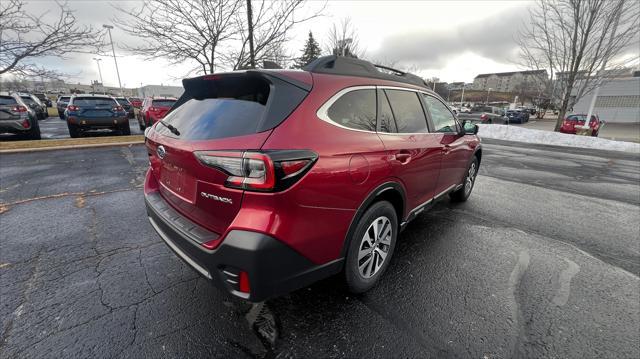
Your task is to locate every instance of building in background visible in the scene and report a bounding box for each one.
[138,85,184,98]
[572,71,640,124]
[473,70,548,93]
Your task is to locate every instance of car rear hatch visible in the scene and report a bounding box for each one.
[145,70,312,237]
[149,99,177,119]
[0,97,20,121]
[72,97,118,118]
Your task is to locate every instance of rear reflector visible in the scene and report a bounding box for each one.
[239,271,250,293]
[21,120,29,129]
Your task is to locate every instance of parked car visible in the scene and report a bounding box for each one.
[459,106,471,113]
[143,55,482,302]
[505,109,530,124]
[137,97,177,130]
[14,93,47,120]
[559,114,603,137]
[56,95,71,119]
[458,106,507,124]
[128,97,142,108]
[33,93,52,107]
[0,92,41,139]
[115,97,135,119]
[65,94,130,137]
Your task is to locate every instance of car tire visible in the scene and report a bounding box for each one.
[344,200,398,294]
[487,119,492,124]
[120,123,131,135]
[450,156,479,203]
[68,123,80,138]
[27,120,41,140]
[139,119,145,131]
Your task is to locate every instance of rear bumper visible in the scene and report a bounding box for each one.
[68,116,128,128]
[0,120,30,132]
[145,190,343,302]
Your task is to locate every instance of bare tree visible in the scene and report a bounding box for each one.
[226,0,323,70]
[0,0,103,78]
[517,0,639,131]
[113,0,242,75]
[325,18,363,58]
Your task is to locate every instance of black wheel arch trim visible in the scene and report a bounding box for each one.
[339,181,406,258]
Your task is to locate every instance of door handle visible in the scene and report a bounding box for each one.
[442,144,451,154]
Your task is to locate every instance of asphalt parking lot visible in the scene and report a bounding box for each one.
[0,140,638,358]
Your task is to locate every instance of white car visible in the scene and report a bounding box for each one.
[459,106,471,113]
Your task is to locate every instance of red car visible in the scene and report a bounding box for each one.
[137,97,177,130]
[128,97,142,108]
[144,56,482,301]
[559,114,603,136]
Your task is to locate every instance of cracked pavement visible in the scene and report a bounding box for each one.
[0,140,638,358]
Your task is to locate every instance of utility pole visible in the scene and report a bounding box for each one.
[103,24,123,96]
[92,58,103,84]
[246,0,256,69]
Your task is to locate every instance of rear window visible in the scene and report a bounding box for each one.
[152,100,176,107]
[20,96,37,105]
[0,96,17,105]
[72,97,116,107]
[157,73,308,140]
[58,96,70,102]
[159,98,266,140]
[115,98,131,104]
[326,89,376,131]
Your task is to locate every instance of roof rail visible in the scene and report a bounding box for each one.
[302,55,429,89]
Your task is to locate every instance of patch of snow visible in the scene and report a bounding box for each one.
[477,125,640,154]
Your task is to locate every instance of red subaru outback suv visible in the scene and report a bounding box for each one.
[144,56,481,301]
[137,96,177,130]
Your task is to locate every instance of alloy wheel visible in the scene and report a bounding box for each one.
[358,216,392,278]
[465,162,477,195]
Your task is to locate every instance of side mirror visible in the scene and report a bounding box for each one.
[461,120,479,135]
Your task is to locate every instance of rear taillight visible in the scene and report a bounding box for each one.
[11,105,27,113]
[67,105,79,111]
[194,150,317,192]
[149,107,156,112]
[480,114,487,120]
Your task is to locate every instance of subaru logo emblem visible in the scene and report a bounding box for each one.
[156,145,166,159]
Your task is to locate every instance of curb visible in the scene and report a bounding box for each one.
[0,140,145,154]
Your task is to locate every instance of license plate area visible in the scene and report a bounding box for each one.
[160,162,194,201]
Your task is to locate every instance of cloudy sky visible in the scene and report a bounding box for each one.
[15,0,630,88]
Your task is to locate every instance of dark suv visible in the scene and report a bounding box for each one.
[0,92,41,139]
[65,95,130,137]
[144,56,481,302]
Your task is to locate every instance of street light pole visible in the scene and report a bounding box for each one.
[92,58,103,84]
[486,88,492,104]
[459,85,465,108]
[103,24,123,96]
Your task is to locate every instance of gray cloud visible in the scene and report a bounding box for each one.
[370,6,529,70]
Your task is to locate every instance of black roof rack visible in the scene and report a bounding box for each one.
[302,55,429,89]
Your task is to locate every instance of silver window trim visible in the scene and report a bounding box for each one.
[317,85,439,136]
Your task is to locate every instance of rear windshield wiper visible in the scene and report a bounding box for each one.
[157,120,180,136]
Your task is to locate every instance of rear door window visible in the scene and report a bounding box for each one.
[326,89,376,131]
[384,89,428,133]
[377,90,397,133]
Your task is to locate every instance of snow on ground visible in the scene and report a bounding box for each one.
[477,124,640,154]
